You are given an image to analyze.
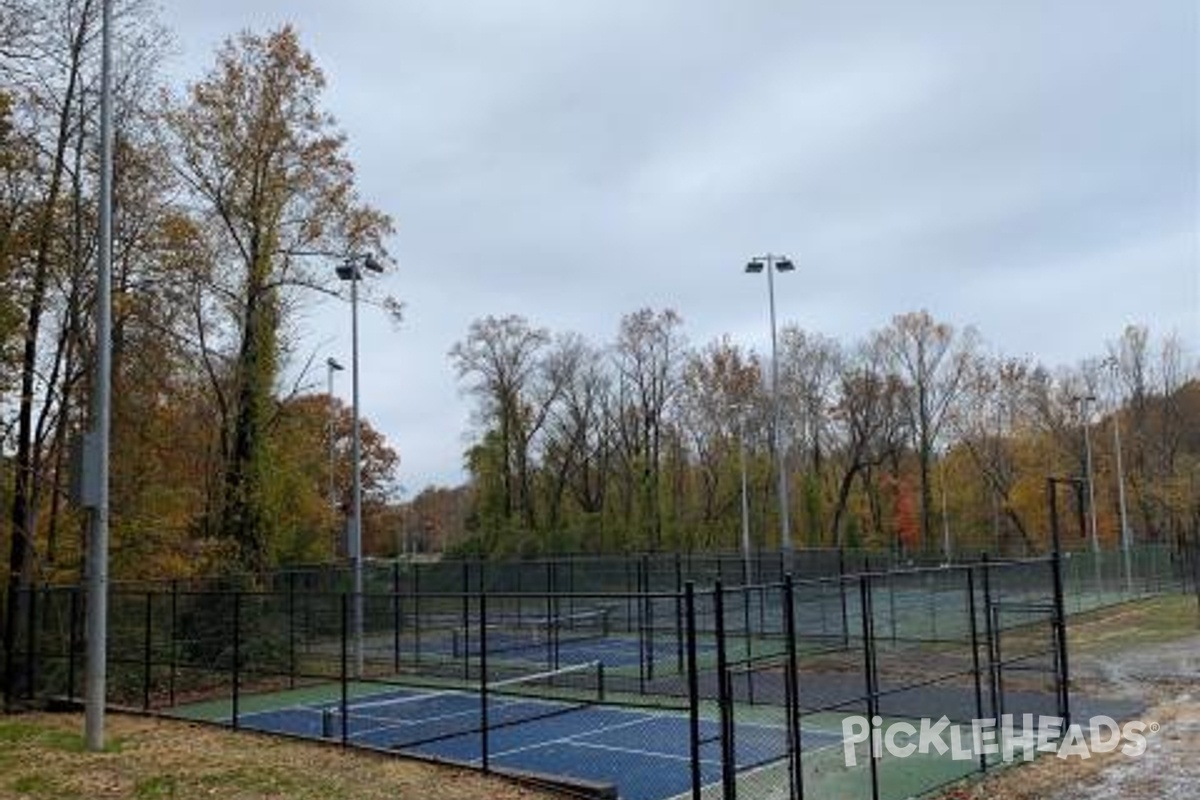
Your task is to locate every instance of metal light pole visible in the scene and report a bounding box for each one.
[336,254,383,678]
[745,255,795,570]
[84,0,114,752]
[325,357,344,513]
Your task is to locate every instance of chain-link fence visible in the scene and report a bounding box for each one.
[3,542,1196,800]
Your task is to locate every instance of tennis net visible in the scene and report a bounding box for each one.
[321,660,606,749]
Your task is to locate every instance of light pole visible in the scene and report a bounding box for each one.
[745,254,795,570]
[336,254,383,678]
[325,357,344,550]
[84,0,114,752]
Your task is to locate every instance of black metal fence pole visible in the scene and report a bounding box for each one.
[168,581,178,707]
[340,593,349,746]
[67,588,79,702]
[980,554,998,720]
[287,573,296,690]
[839,548,850,650]
[675,552,684,673]
[714,580,737,800]
[142,591,153,710]
[966,567,987,773]
[858,577,879,800]
[783,575,804,800]
[685,582,701,800]
[480,590,490,772]
[231,591,241,730]
[24,585,37,700]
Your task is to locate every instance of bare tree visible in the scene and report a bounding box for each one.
[877,310,976,551]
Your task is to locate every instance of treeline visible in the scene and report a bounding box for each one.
[448,311,1198,557]
[0,1,399,597]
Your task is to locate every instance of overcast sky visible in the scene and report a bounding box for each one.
[158,0,1199,494]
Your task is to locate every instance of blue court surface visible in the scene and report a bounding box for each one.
[237,685,841,800]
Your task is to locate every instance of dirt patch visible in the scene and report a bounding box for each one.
[936,596,1200,799]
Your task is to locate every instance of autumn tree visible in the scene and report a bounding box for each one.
[450,315,553,538]
[163,26,391,571]
[877,310,976,552]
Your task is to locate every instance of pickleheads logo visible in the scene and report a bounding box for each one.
[841,714,1157,766]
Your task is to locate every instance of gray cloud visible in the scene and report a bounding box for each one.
[160,0,1198,491]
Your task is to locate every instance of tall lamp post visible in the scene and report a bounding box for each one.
[325,357,344,550]
[336,254,383,678]
[84,0,115,752]
[745,254,795,570]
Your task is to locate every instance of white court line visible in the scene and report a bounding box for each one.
[484,711,663,760]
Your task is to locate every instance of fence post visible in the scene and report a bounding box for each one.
[980,554,998,721]
[636,557,646,693]
[1050,555,1071,731]
[142,591,153,710]
[714,580,737,800]
[231,591,241,730]
[287,573,296,690]
[675,552,684,673]
[966,567,987,773]
[169,581,178,707]
[340,593,349,745]
[839,547,850,650]
[480,589,490,772]
[67,588,79,702]
[858,576,880,800]
[643,554,655,682]
[783,575,804,800]
[685,582,701,800]
[24,585,38,700]
[413,565,422,663]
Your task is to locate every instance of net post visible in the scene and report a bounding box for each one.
[966,566,987,773]
[981,553,998,721]
[714,580,737,800]
[231,591,241,730]
[685,582,701,800]
[783,574,804,800]
[340,592,349,745]
[480,589,490,772]
[596,660,606,703]
[142,591,152,710]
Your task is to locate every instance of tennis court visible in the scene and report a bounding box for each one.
[234,666,842,800]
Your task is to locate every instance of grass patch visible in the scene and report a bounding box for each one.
[0,712,564,800]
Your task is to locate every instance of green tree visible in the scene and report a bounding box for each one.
[163,26,391,571]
